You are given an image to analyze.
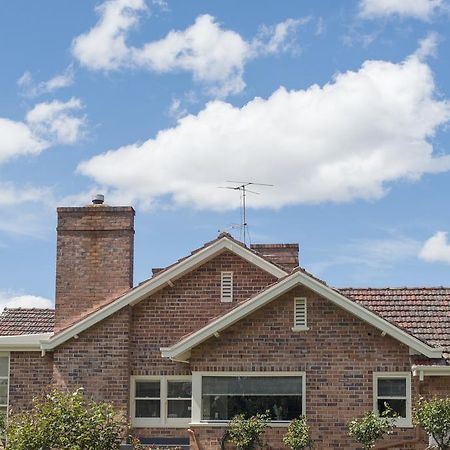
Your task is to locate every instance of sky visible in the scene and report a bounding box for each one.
[1,0,450,310]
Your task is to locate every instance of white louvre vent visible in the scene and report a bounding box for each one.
[293,297,308,330]
[221,272,233,302]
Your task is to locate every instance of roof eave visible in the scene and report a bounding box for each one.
[161,271,443,361]
[0,333,53,351]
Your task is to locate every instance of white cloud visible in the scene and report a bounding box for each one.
[72,0,148,71]
[0,291,53,311]
[359,0,446,20]
[419,231,450,263]
[26,98,86,145]
[0,184,51,207]
[17,66,74,98]
[0,98,85,165]
[414,32,439,60]
[72,0,304,96]
[78,51,450,211]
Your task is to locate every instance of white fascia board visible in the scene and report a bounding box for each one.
[161,271,442,360]
[0,333,53,351]
[412,365,450,377]
[40,237,287,351]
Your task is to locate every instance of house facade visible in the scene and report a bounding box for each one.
[0,199,449,449]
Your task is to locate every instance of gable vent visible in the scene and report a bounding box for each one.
[221,272,233,302]
[293,297,308,330]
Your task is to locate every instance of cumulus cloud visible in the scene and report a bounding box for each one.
[419,231,450,263]
[414,32,439,60]
[26,98,85,145]
[72,0,304,96]
[17,66,74,98]
[359,0,446,20]
[0,291,53,311]
[0,98,85,165]
[78,51,450,211]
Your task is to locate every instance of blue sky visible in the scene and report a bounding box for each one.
[1,0,450,309]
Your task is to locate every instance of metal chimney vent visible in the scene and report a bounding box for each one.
[92,194,105,205]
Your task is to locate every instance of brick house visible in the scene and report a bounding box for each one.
[0,199,448,449]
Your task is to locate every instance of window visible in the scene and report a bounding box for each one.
[0,354,8,415]
[131,376,191,427]
[292,297,308,331]
[221,272,233,302]
[192,372,305,423]
[373,373,411,427]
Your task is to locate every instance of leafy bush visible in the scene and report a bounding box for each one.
[227,412,270,450]
[283,416,313,449]
[6,388,127,450]
[415,397,450,450]
[348,408,396,450]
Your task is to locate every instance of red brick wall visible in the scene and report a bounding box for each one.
[130,250,277,375]
[55,206,135,331]
[52,307,132,413]
[9,352,53,411]
[188,285,424,449]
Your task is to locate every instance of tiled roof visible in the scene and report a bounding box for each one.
[0,308,55,335]
[339,288,450,360]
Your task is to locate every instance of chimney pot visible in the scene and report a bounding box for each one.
[92,194,105,205]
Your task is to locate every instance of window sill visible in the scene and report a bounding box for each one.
[189,421,291,428]
[292,326,309,332]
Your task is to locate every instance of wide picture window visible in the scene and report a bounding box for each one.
[201,375,304,422]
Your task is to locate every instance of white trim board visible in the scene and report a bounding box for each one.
[40,236,287,351]
[0,333,53,351]
[412,365,450,380]
[161,271,442,360]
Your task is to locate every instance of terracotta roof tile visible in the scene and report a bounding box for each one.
[0,308,54,335]
[339,287,450,360]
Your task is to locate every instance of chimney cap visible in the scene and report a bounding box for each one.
[92,194,105,205]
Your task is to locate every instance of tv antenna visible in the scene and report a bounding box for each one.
[219,181,274,245]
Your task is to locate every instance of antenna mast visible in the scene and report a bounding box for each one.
[219,181,273,245]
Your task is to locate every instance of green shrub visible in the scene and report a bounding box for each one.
[6,388,127,450]
[415,397,450,450]
[227,412,270,450]
[283,416,313,449]
[348,408,396,450]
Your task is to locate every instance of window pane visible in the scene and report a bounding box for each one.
[202,394,302,421]
[136,399,160,418]
[0,379,7,405]
[168,381,191,398]
[0,358,8,378]
[202,376,302,396]
[168,400,191,418]
[378,378,406,397]
[136,381,160,398]
[378,399,406,418]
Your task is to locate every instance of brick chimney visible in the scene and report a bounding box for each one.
[55,196,135,331]
[250,243,299,272]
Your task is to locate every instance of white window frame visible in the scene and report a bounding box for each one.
[130,375,191,428]
[292,297,309,331]
[0,353,9,415]
[220,271,233,302]
[191,371,306,427]
[373,372,412,428]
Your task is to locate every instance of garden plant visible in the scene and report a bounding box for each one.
[283,416,313,449]
[227,412,270,450]
[348,407,396,450]
[415,397,450,450]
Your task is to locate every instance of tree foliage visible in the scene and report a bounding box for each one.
[283,416,313,450]
[348,408,396,450]
[6,388,127,450]
[415,397,450,450]
[227,412,270,450]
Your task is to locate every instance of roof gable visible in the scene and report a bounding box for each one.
[40,234,287,350]
[161,270,443,361]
